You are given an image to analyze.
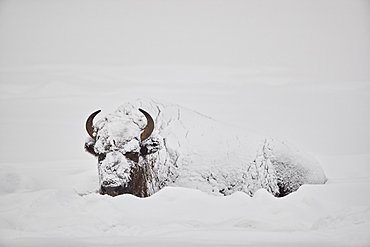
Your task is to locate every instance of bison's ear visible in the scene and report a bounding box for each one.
[140,137,160,155]
[139,108,154,141]
[84,139,98,157]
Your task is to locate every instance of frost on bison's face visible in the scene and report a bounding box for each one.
[84,108,160,197]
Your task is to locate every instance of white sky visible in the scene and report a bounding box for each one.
[0,0,369,83]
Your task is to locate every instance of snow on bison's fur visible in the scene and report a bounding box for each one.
[84,98,327,197]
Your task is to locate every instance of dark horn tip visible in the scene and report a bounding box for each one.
[138,108,154,141]
[86,110,102,140]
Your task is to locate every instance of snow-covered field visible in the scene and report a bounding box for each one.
[1,1,369,246]
[1,65,369,247]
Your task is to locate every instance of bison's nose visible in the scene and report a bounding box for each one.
[102,181,111,187]
[100,185,127,197]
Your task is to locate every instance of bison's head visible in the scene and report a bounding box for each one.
[85,108,160,197]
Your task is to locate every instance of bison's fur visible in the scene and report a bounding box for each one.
[85,98,327,197]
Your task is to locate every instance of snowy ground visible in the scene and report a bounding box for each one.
[0,66,369,247]
[1,154,370,247]
[1,1,369,246]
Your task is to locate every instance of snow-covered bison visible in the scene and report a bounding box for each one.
[84,98,326,197]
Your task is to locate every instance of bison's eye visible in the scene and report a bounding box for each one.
[124,152,139,163]
[104,144,112,152]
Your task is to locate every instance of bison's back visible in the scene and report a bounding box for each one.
[121,98,326,196]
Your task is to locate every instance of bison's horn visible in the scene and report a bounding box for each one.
[86,110,101,140]
[139,108,154,141]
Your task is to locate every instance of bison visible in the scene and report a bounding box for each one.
[85,98,327,197]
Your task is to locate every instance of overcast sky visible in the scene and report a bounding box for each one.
[1,0,369,83]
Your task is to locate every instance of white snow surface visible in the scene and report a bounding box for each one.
[0,67,369,247]
[0,156,369,247]
[1,0,370,246]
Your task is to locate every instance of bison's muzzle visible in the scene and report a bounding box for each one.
[100,184,128,197]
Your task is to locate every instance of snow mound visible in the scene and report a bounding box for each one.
[0,156,369,246]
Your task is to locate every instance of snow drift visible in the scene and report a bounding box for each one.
[0,156,369,247]
[0,65,369,246]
